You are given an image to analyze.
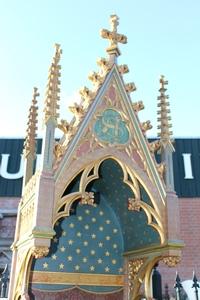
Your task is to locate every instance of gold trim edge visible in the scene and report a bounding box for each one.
[30,271,124,286]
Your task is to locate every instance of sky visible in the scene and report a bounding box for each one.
[0,0,200,138]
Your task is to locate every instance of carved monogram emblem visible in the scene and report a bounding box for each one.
[94,109,129,144]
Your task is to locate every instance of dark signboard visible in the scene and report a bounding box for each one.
[0,138,200,198]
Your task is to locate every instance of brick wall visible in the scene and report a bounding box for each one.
[0,197,20,270]
[159,197,200,295]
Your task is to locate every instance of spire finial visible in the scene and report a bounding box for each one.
[157,75,174,149]
[100,14,127,63]
[23,87,39,158]
[44,43,62,124]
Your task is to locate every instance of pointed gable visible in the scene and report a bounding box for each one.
[55,64,166,205]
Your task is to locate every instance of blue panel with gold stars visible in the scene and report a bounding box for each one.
[31,197,124,292]
[90,159,160,251]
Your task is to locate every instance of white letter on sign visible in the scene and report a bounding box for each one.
[182,153,194,179]
[0,154,24,179]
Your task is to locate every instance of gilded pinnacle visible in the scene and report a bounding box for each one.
[100,14,127,62]
[157,75,174,148]
[44,44,62,124]
[23,87,39,157]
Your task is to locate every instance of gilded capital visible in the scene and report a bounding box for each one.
[31,246,49,259]
[162,256,181,267]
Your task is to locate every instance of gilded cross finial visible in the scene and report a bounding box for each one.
[44,43,62,124]
[110,14,119,32]
[100,14,127,63]
[23,87,39,157]
[157,75,174,150]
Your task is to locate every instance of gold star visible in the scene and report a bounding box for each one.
[90,266,95,271]
[99,226,104,231]
[82,257,87,263]
[99,211,104,216]
[69,223,74,228]
[91,217,96,222]
[97,258,103,264]
[77,232,82,237]
[84,224,89,230]
[105,251,110,256]
[53,237,58,243]
[83,241,88,246]
[67,256,73,261]
[112,259,117,265]
[68,240,73,245]
[59,263,64,269]
[52,254,57,260]
[62,231,66,236]
[98,242,103,247]
[85,209,90,214]
[60,246,66,252]
[105,267,110,272]
[106,219,111,224]
[113,228,118,233]
[113,244,117,249]
[106,236,111,240]
[118,267,123,273]
[76,248,81,254]
[43,262,48,269]
[78,216,83,221]
[91,234,96,239]
[75,265,80,271]
[90,250,95,255]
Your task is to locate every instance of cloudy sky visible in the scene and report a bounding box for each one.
[0,0,200,137]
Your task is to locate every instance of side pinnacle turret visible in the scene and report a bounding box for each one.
[157,75,174,150]
[23,87,39,187]
[157,75,175,191]
[23,87,39,158]
[44,43,62,125]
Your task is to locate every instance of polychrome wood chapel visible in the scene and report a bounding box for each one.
[8,15,183,299]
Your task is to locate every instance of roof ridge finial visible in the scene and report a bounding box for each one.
[43,43,62,124]
[23,87,39,157]
[157,75,174,149]
[100,14,127,64]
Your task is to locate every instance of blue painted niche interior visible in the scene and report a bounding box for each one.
[30,159,160,293]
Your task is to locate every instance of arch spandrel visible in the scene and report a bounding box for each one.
[55,147,166,219]
[54,154,166,246]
